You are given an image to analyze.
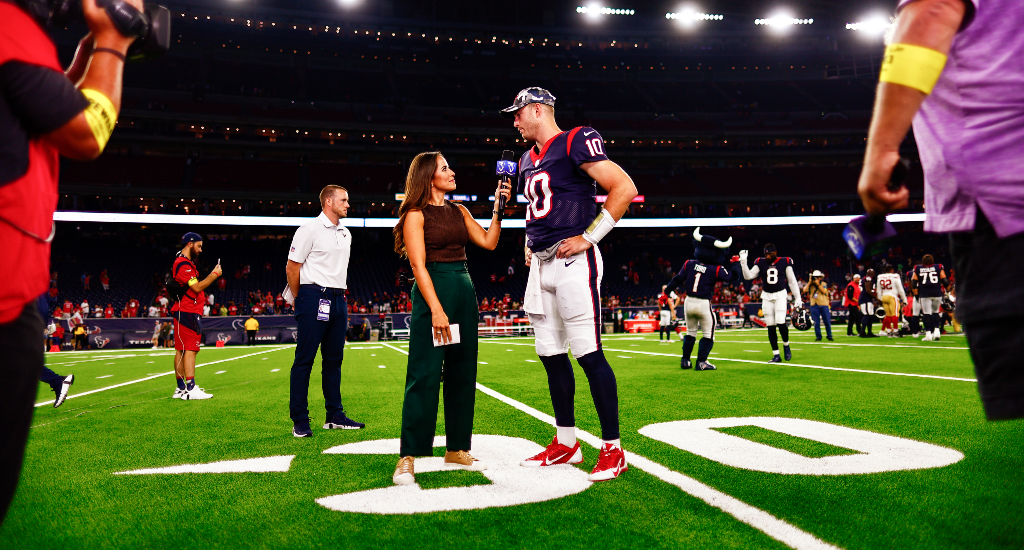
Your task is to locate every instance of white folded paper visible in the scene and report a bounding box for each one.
[433,323,461,347]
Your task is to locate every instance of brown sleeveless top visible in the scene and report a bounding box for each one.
[421,201,468,263]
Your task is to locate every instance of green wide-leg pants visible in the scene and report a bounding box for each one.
[399,261,478,457]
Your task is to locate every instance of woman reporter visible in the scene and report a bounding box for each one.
[391,152,511,485]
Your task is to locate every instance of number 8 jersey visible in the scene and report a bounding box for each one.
[753,256,795,293]
[517,126,609,251]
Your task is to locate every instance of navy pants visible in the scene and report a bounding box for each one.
[289,286,347,423]
[810,305,832,339]
[1,303,43,523]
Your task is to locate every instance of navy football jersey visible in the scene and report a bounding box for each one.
[666,260,737,300]
[517,126,609,250]
[914,264,945,297]
[859,275,875,304]
[753,257,794,293]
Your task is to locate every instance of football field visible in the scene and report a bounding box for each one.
[3,329,1023,549]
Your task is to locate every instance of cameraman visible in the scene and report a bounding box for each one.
[803,270,833,342]
[0,0,141,524]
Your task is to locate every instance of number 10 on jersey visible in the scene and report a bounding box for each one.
[524,172,551,221]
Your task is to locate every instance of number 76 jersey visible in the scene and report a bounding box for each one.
[517,126,609,251]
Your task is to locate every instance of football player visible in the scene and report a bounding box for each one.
[859,268,880,338]
[739,244,803,362]
[912,254,949,342]
[665,229,739,370]
[657,285,678,343]
[504,87,637,482]
[876,265,907,337]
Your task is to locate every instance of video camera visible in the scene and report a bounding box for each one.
[18,0,171,60]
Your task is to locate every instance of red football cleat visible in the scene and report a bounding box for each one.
[521,436,584,467]
[588,443,628,482]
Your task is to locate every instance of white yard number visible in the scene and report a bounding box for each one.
[692,273,702,293]
[766,267,778,285]
[585,138,604,157]
[639,417,963,475]
[524,172,552,221]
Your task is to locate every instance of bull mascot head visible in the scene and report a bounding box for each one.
[692,227,733,266]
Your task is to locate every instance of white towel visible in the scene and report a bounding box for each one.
[524,257,544,315]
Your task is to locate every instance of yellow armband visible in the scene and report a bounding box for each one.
[80,89,117,152]
[187,277,199,287]
[879,43,947,95]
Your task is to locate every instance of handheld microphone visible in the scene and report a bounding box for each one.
[495,150,518,221]
[843,158,910,260]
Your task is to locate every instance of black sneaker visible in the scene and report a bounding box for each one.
[292,420,313,438]
[784,346,792,361]
[768,355,782,363]
[827,336,834,341]
[53,374,74,408]
[681,358,692,370]
[324,412,365,430]
[695,361,717,371]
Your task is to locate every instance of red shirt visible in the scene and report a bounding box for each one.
[0,5,63,323]
[252,305,262,315]
[129,299,139,309]
[228,305,238,316]
[103,307,113,318]
[275,295,284,307]
[52,306,63,318]
[171,254,205,314]
[63,301,72,313]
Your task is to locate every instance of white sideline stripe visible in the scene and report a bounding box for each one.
[711,339,968,351]
[478,341,976,382]
[34,347,288,407]
[387,340,839,549]
[599,347,976,382]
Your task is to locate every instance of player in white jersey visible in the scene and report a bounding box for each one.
[739,243,803,362]
[875,265,907,337]
[503,87,638,482]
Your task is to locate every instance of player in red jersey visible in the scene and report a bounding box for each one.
[170,233,221,400]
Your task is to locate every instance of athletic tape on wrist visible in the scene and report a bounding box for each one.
[80,89,117,152]
[879,43,947,95]
[583,208,616,245]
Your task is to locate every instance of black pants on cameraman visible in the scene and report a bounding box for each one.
[0,303,44,524]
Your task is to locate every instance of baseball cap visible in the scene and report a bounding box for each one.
[181,232,203,245]
[500,87,556,118]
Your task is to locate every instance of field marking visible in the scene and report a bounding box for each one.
[34,347,289,407]
[711,339,968,351]
[271,369,280,372]
[96,375,112,379]
[384,342,840,550]
[478,341,976,382]
[215,371,227,374]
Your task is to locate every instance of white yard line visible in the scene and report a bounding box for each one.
[34,347,289,407]
[477,341,976,382]
[384,342,841,550]
[711,338,968,350]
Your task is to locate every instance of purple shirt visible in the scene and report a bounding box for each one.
[897,0,1024,237]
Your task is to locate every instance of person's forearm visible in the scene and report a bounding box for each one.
[410,265,443,312]
[286,265,301,298]
[480,212,502,250]
[76,35,128,111]
[191,273,219,294]
[600,173,638,222]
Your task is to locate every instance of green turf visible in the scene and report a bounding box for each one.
[2,330,1022,549]
[712,426,859,458]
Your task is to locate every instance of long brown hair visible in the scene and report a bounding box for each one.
[393,151,443,257]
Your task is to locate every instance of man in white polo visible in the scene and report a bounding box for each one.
[285,185,363,437]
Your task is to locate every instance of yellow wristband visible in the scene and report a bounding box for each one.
[879,43,947,95]
[80,89,117,152]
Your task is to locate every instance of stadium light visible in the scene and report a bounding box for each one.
[666,5,723,26]
[846,14,892,37]
[338,0,360,6]
[576,5,635,17]
[755,11,813,33]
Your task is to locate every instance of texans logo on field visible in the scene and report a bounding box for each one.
[217,333,232,343]
[93,336,110,348]
[232,319,246,330]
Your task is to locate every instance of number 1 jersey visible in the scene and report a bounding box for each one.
[517,126,609,250]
